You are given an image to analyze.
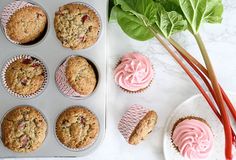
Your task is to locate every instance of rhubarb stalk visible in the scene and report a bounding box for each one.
[194,33,232,159]
[148,28,219,119]
[174,45,236,142]
[168,37,236,121]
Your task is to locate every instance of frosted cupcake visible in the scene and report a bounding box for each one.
[118,104,158,145]
[114,52,154,93]
[171,116,214,160]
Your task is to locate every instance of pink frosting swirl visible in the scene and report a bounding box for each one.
[114,52,154,92]
[172,119,214,160]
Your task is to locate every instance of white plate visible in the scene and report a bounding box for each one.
[163,92,236,160]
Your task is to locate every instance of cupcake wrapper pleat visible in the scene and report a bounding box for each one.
[118,104,149,142]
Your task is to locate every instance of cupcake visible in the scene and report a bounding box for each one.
[55,106,100,150]
[55,56,98,98]
[118,104,158,145]
[1,1,47,44]
[171,116,214,160]
[54,3,101,50]
[1,106,47,153]
[2,55,47,98]
[114,52,154,93]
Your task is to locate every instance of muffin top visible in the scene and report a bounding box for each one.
[65,56,97,96]
[171,117,214,160]
[114,52,154,92]
[54,3,100,50]
[6,6,47,44]
[56,107,99,149]
[5,57,45,95]
[1,106,47,153]
[128,111,157,145]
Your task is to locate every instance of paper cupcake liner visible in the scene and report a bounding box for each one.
[55,106,100,152]
[1,55,48,99]
[55,56,84,98]
[56,2,102,50]
[114,52,155,94]
[118,104,150,142]
[1,1,35,44]
[0,105,48,153]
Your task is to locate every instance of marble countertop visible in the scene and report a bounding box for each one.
[4,0,236,159]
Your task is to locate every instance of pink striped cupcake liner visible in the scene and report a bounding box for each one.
[55,56,83,98]
[118,104,150,142]
[1,1,35,44]
[1,55,48,99]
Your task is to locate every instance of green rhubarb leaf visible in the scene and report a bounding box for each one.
[155,4,187,38]
[204,0,223,23]
[115,6,154,41]
[169,0,223,33]
[109,0,116,21]
[115,0,158,26]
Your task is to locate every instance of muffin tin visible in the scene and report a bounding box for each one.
[0,0,107,158]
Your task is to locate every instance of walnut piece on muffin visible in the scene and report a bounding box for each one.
[5,57,45,95]
[1,106,47,153]
[56,107,99,149]
[65,56,97,96]
[6,6,47,44]
[54,3,100,50]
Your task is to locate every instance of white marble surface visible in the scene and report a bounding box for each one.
[4,0,236,159]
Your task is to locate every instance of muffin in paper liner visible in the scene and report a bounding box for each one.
[54,2,102,50]
[0,0,47,45]
[114,52,155,94]
[0,105,48,153]
[55,55,98,99]
[55,106,100,151]
[118,104,158,145]
[1,55,48,99]
[55,56,82,98]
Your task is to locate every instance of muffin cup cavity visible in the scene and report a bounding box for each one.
[118,104,150,143]
[0,0,49,46]
[55,55,99,99]
[54,2,102,50]
[1,54,48,99]
[0,105,48,153]
[54,106,100,152]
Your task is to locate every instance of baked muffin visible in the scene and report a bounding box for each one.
[118,104,158,145]
[114,52,154,93]
[66,56,97,96]
[1,106,47,153]
[171,116,214,160]
[55,56,97,98]
[56,106,99,150]
[4,4,47,44]
[54,3,100,50]
[4,56,46,96]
